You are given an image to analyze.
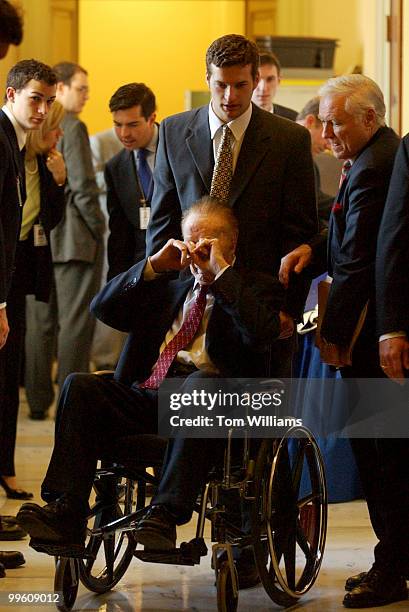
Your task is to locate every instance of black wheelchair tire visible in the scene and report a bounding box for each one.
[251,427,327,604]
[54,557,79,612]
[78,477,137,593]
[216,560,239,612]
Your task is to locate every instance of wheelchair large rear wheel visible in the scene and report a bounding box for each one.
[251,426,327,605]
[79,475,137,593]
[55,557,79,612]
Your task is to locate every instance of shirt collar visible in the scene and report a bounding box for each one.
[208,102,252,142]
[2,104,27,150]
[133,123,158,160]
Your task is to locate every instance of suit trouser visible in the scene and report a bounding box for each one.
[41,373,158,507]
[42,372,222,523]
[341,336,409,576]
[25,244,103,414]
[0,242,30,474]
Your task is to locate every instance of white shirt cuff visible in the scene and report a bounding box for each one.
[0,303,6,309]
[379,331,407,342]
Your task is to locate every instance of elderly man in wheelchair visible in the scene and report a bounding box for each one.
[18,197,326,609]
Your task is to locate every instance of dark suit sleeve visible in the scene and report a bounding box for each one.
[321,165,389,344]
[211,267,283,350]
[146,120,182,255]
[39,156,65,231]
[105,163,136,280]
[0,139,14,302]
[90,258,149,331]
[376,137,409,335]
[281,128,318,318]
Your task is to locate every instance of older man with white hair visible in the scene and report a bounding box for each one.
[282,74,407,608]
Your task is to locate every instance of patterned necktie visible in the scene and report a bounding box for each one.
[140,286,208,389]
[137,148,153,203]
[210,124,233,204]
[338,160,352,189]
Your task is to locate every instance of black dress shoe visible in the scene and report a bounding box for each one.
[0,562,5,578]
[135,505,176,550]
[0,477,33,500]
[0,551,25,569]
[16,499,86,546]
[343,567,408,608]
[345,571,367,591]
[0,519,27,541]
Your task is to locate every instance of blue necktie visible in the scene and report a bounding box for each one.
[137,148,153,203]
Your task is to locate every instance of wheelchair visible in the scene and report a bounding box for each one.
[35,415,327,611]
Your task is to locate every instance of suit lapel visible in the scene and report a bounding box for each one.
[229,104,272,206]
[0,110,24,177]
[185,107,214,192]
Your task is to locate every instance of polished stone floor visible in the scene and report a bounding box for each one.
[0,392,408,611]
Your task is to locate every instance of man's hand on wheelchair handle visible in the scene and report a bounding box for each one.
[279,244,312,288]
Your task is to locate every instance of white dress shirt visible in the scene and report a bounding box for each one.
[208,102,252,172]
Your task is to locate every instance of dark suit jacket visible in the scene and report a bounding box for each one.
[376,133,409,336]
[146,103,317,319]
[24,155,65,301]
[105,148,150,279]
[273,103,298,121]
[91,261,283,386]
[0,109,26,303]
[321,126,400,345]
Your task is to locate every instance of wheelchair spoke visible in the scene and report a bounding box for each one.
[102,535,116,583]
[282,520,297,590]
[290,441,306,499]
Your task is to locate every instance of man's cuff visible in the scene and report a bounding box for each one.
[379,331,407,342]
[0,303,6,309]
[144,257,163,281]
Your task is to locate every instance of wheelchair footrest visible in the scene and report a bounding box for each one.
[134,537,207,566]
[29,538,95,559]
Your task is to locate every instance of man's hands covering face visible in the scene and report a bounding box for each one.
[150,237,229,284]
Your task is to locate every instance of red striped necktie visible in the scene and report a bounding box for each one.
[338,160,352,189]
[139,285,208,389]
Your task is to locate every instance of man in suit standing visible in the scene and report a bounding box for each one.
[0,58,57,571]
[89,127,124,370]
[106,82,158,279]
[17,198,282,552]
[251,51,298,121]
[376,134,409,382]
[24,62,105,415]
[290,75,404,608]
[147,34,317,370]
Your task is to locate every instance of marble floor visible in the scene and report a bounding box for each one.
[0,392,408,612]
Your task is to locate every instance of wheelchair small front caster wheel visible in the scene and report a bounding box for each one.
[217,560,239,612]
[54,556,79,611]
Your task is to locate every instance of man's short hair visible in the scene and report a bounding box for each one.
[53,61,88,86]
[259,51,281,76]
[296,97,320,122]
[318,74,386,127]
[6,59,57,97]
[109,83,156,119]
[0,0,23,45]
[206,34,259,80]
[181,196,239,239]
